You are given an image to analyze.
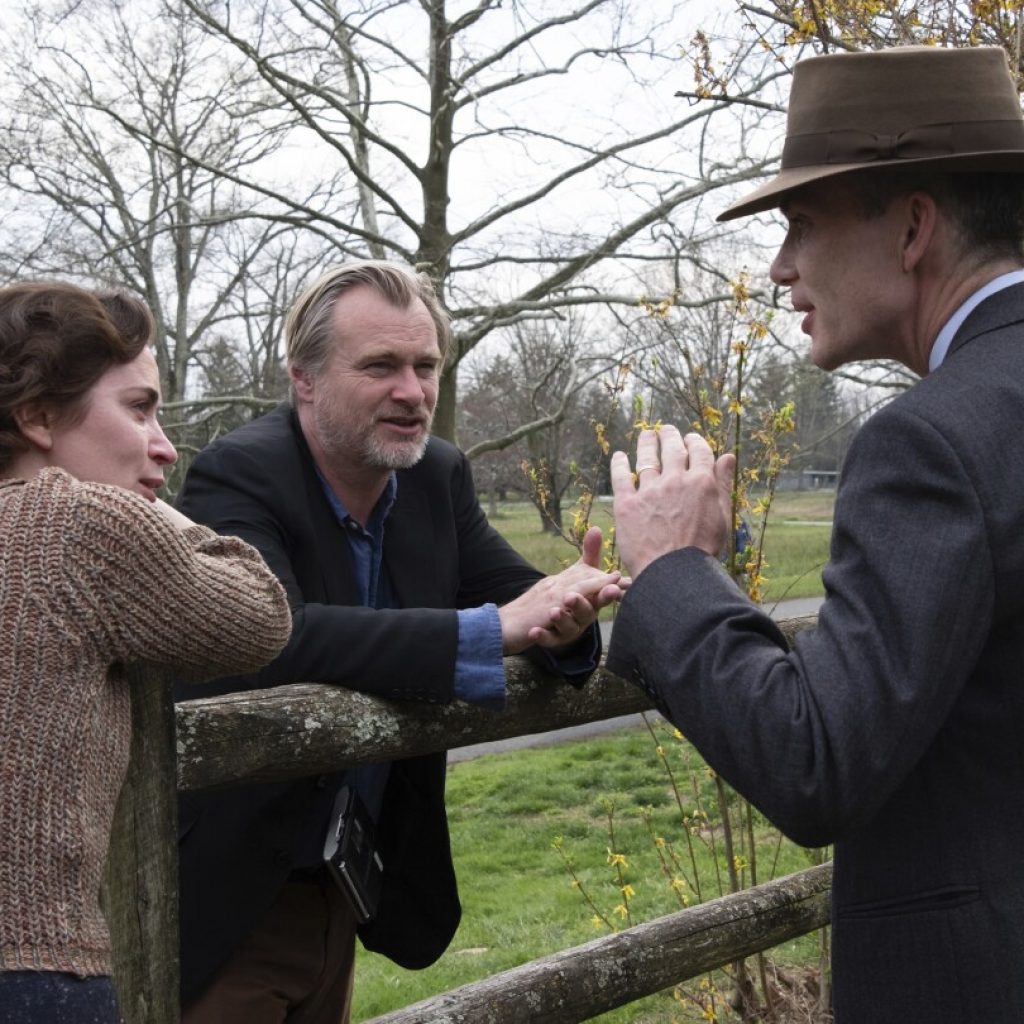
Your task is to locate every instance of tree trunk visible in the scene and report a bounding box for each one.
[435,365,458,443]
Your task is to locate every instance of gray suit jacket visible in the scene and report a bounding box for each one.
[607,283,1024,1023]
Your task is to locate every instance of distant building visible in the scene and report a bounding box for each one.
[802,469,838,489]
[777,469,838,492]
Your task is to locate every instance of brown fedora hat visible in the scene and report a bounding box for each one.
[718,45,1024,222]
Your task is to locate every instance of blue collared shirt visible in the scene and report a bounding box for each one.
[929,270,1024,372]
[317,471,507,711]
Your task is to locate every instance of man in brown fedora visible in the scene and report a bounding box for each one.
[606,45,1024,1022]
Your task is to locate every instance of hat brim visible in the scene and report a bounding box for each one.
[717,150,1024,222]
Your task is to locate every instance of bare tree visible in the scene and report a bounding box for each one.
[461,316,599,533]
[0,0,840,461]
[0,0,318,403]
[143,0,792,439]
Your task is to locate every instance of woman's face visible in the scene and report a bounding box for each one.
[47,347,177,501]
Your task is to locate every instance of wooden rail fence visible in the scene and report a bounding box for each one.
[104,615,829,1023]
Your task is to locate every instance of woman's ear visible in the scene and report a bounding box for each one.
[12,402,57,452]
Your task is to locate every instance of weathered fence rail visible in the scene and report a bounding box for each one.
[365,864,832,1024]
[107,614,825,1024]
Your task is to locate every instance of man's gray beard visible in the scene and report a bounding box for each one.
[315,401,432,471]
[362,431,430,470]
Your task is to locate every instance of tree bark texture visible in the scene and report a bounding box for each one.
[101,666,179,1024]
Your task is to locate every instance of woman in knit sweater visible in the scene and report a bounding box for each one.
[0,282,292,1022]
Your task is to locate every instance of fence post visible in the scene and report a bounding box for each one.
[102,664,179,1024]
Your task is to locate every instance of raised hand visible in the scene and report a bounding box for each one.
[610,425,735,578]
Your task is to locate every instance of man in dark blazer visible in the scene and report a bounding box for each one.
[175,261,626,1023]
[607,46,1024,1023]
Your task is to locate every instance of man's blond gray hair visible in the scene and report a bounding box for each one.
[285,260,451,379]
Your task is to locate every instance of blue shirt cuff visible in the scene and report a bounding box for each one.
[454,604,506,711]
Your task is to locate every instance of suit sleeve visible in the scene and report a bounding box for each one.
[606,404,992,847]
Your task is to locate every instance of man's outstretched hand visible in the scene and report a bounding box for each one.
[498,526,629,654]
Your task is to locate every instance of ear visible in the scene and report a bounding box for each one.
[289,363,316,404]
[12,402,57,452]
[900,191,939,274]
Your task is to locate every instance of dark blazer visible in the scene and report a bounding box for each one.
[607,284,1024,1023]
[175,403,589,1003]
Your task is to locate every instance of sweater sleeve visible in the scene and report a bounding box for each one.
[60,478,291,677]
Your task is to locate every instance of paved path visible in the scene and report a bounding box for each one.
[449,596,823,764]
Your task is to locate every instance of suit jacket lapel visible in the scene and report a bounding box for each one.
[948,281,1024,360]
[385,484,441,609]
[285,405,362,606]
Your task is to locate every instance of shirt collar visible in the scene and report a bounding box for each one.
[316,468,398,535]
[929,269,1024,373]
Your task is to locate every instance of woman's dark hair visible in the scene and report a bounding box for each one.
[0,281,154,473]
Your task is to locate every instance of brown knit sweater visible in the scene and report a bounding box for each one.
[0,468,291,977]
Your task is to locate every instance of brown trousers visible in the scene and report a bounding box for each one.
[182,871,357,1024]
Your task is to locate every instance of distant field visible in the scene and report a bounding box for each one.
[486,489,835,603]
[765,488,837,523]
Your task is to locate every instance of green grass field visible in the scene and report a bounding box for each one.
[351,490,836,1022]
[484,489,835,604]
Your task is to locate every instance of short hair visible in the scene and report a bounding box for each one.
[0,281,153,473]
[285,260,452,379]
[845,169,1024,262]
